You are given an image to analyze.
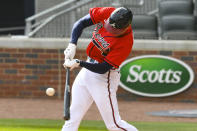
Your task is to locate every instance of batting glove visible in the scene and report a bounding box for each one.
[63,59,80,71]
[64,43,77,60]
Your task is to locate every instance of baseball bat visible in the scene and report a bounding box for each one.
[63,67,71,120]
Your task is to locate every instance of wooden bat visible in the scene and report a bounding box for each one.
[63,67,71,120]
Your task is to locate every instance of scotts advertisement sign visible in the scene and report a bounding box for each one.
[120,55,194,97]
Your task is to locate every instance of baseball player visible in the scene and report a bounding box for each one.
[62,7,138,131]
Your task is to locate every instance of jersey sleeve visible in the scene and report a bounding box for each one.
[89,7,115,24]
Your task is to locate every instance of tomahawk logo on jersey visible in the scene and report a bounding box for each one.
[87,7,134,69]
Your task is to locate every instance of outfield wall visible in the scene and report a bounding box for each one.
[0,37,196,102]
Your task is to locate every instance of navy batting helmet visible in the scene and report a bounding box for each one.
[104,7,133,35]
[109,7,133,29]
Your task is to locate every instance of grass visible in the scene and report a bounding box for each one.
[0,118,197,131]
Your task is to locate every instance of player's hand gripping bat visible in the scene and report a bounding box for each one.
[63,67,71,120]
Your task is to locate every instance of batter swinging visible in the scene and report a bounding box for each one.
[62,7,138,131]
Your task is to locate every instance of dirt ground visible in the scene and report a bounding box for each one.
[0,98,197,123]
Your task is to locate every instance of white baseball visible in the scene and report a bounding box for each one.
[46,88,55,96]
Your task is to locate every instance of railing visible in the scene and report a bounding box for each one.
[25,0,160,38]
[26,0,96,38]
[25,0,78,36]
[0,26,25,33]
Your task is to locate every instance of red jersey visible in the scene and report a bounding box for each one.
[87,7,134,68]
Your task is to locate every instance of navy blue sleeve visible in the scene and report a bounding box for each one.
[79,61,113,74]
[70,14,94,44]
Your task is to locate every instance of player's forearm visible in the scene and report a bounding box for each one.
[79,61,113,74]
[70,14,94,44]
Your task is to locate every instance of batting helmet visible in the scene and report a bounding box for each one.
[104,7,133,35]
[109,7,133,29]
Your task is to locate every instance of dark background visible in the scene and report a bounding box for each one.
[0,0,35,35]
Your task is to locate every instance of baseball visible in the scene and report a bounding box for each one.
[46,88,55,96]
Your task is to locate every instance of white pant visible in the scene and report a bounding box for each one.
[62,68,138,131]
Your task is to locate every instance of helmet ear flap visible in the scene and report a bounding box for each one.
[109,7,133,29]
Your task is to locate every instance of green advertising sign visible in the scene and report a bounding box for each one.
[120,55,194,97]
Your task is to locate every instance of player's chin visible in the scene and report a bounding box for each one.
[104,21,127,36]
